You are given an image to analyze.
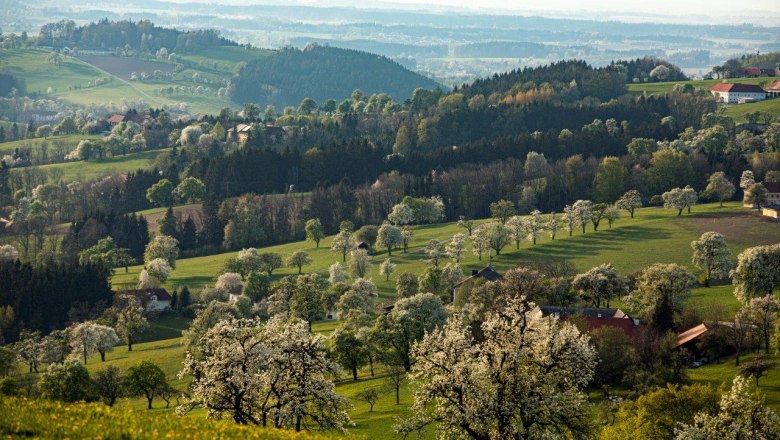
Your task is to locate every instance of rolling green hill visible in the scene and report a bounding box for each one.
[230,45,439,109]
[114,202,776,310]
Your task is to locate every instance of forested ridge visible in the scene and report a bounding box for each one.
[229,45,439,109]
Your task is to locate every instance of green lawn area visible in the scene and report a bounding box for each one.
[32,148,170,181]
[113,202,778,305]
[690,352,780,410]
[0,48,233,115]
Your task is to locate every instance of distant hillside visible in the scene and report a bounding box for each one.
[38,19,236,53]
[229,44,439,109]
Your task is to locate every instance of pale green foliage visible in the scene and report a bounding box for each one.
[372,293,447,371]
[144,234,179,268]
[146,179,175,207]
[470,227,490,260]
[379,258,396,281]
[675,377,780,440]
[348,249,371,278]
[115,297,149,351]
[174,177,205,203]
[336,278,378,320]
[600,384,719,440]
[397,297,596,439]
[179,317,352,430]
[731,244,780,302]
[690,232,731,284]
[490,199,516,223]
[286,251,313,274]
[705,172,735,206]
[625,263,695,330]
[603,205,621,227]
[304,218,325,247]
[739,170,755,189]
[125,361,168,410]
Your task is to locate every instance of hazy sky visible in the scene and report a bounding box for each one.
[293,0,780,24]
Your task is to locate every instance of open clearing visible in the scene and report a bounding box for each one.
[78,56,177,80]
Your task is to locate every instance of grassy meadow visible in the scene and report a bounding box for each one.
[0,48,236,115]
[9,201,780,438]
[32,147,171,181]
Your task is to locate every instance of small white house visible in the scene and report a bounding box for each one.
[123,288,172,312]
[709,83,767,104]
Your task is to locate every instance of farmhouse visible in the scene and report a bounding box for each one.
[768,80,780,98]
[536,306,641,338]
[731,67,777,78]
[709,83,766,104]
[451,266,503,303]
[227,123,251,143]
[761,181,780,218]
[107,114,125,126]
[121,288,172,312]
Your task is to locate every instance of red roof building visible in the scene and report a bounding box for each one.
[107,114,125,125]
[709,83,766,104]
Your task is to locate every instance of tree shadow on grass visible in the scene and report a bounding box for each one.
[505,225,673,262]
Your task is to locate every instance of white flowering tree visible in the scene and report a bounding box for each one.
[547,211,559,240]
[348,249,371,278]
[562,204,577,236]
[401,226,413,253]
[70,322,118,364]
[376,223,403,256]
[526,210,543,244]
[506,215,528,249]
[328,262,346,284]
[690,231,731,287]
[572,263,628,308]
[739,170,755,190]
[336,278,378,320]
[372,293,447,372]
[144,234,179,268]
[616,189,643,218]
[139,258,172,289]
[675,377,780,440]
[445,233,467,262]
[216,272,244,293]
[388,203,415,225]
[286,251,313,274]
[179,317,352,431]
[731,244,780,303]
[425,240,445,266]
[331,230,354,262]
[663,186,697,216]
[470,228,490,261]
[379,258,396,281]
[573,200,592,233]
[396,297,596,439]
[482,221,511,256]
[0,244,19,262]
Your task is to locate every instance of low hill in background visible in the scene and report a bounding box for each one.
[230,44,440,109]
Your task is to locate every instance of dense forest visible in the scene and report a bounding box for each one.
[0,70,24,97]
[229,44,439,109]
[36,19,236,52]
